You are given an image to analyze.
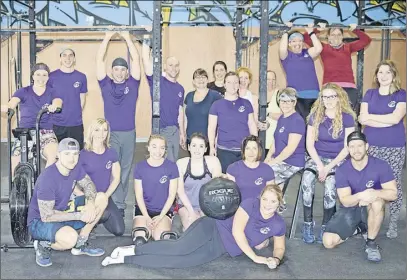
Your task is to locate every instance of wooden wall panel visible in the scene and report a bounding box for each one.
[1,28,405,139]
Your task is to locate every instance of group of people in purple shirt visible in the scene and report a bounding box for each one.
[2,25,405,270]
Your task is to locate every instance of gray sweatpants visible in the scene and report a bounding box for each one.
[124,217,226,268]
[110,130,136,210]
[160,125,180,162]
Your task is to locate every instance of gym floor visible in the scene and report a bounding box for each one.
[1,143,406,279]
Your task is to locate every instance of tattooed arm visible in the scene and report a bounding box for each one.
[38,200,82,222]
[76,174,97,203]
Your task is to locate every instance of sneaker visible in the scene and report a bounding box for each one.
[33,240,52,267]
[353,225,368,240]
[386,221,398,239]
[302,221,315,244]
[365,242,381,262]
[316,225,326,244]
[71,242,105,257]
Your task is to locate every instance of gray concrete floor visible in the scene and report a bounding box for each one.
[0,143,406,279]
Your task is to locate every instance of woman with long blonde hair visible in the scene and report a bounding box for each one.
[79,118,124,236]
[359,60,406,239]
[300,83,356,244]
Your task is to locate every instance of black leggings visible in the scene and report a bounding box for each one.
[124,217,226,268]
[295,98,316,121]
[99,198,125,236]
[217,148,241,174]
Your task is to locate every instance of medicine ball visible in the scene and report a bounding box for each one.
[199,177,241,220]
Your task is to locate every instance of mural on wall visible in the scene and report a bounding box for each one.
[1,0,405,28]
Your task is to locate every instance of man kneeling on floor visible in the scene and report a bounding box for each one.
[27,138,108,267]
[322,131,397,262]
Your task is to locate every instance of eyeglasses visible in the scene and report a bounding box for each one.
[279,100,295,105]
[194,76,207,80]
[322,95,338,101]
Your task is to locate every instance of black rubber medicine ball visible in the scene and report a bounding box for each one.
[199,177,241,220]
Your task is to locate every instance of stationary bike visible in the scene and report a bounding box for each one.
[3,107,60,251]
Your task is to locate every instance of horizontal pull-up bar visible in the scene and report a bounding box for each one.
[161,21,235,25]
[0,27,150,33]
[269,24,406,30]
[161,3,260,8]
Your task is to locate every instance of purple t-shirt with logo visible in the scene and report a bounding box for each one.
[216,197,286,257]
[309,113,355,159]
[13,85,61,130]
[209,98,254,150]
[227,160,275,201]
[147,75,184,129]
[274,112,306,167]
[362,88,406,148]
[336,156,394,195]
[48,69,88,126]
[78,148,118,193]
[27,163,86,225]
[133,159,179,212]
[98,76,140,131]
[281,49,320,98]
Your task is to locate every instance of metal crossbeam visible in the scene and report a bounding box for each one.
[0,27,150,33]
[268,24,406,30]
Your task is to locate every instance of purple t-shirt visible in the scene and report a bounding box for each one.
[27,163,86,225]
[147,75,184,129]
[227,160,275,201]
[281,49,320,98]
[78,148,118,193]
[336,156,394,195]
[209,98,254,150]
[13,85,61,130]
[133,159,179,212]
[274,112,306,167]
[98,76,140,131]
[362,88,406,148]
[309,113,355,159]
[216,197,286,257]
[48,69,88,126]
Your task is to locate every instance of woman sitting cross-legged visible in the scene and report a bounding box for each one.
[176,132,222,231]
[102,183,286,270]
[78,118,125,236]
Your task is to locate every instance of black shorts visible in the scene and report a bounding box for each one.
[53,124,84,149]
[134,205,173,219]
[324,206,368,240]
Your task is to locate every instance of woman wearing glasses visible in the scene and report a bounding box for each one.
[300,83,356,244]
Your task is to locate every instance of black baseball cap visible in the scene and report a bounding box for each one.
[112,57,128,69]
[347,131,367,145]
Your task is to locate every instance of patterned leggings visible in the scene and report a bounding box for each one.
[368,146,405,225]
[300,157,339,224]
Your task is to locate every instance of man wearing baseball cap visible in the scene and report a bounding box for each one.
[48,47,88,149]
[322,131,397,262]
[27,138,107,267]
[95,29,141,217]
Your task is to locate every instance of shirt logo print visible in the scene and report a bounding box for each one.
[124,86,130,94]
[106,160,112,169]
[279,126,285,133]
[388,101,396,108]
[304,54,309,58]
[238,106,245,112]
[254,177,264,186]
[159,175,168,184]
[73,81,80,88]
[260,227,270,235]
[366,180,374,188]
[178,92,182,98]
